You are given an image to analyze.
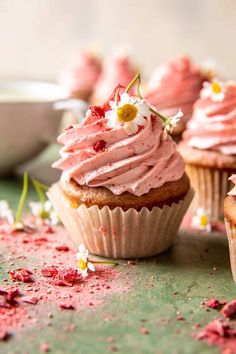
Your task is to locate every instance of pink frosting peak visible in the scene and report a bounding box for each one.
[53,87,185,196]
[183,82,236,155]
[228,175,236,196]
[58,51,102,93]
[92,53,136,102]
[144,56,205,126]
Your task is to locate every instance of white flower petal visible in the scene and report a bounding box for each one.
[134,115,146,126]
[81,269,88,277]
[109,101,117,110]
[88,262,95,272]
[124,121,138,135]
[120,93,130,104]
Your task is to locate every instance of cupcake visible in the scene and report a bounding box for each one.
[48,81,193,259]
[179,81,236,220]
[58,50,102,101]
[91,51,136,104]
[224,175,236,284]
[144,56,207,137]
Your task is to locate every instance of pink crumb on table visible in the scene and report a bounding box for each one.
[0,218,130,340]
[205,298,226,309]
[9,269,33,283]
[196,319,236,353]
[221,300,236,318]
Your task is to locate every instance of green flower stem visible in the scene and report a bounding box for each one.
[91,260,118,266]
[15,172,28,224]
[150,106,167,123]
[125,73,143,99]
[32,179,47,205]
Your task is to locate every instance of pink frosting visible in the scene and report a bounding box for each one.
[53,92,185,197]
[58,51,101,93]
[92,54,136,102]
[228,175,236,196]
[144,56,205,124]
[183,83,236,155]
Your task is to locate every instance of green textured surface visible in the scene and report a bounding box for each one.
[0,177,235,354]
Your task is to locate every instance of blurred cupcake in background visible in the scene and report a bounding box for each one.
[58,49,102,101]
[224,175,236,284]
[49,78,193,259]
[179,80,236,220]
[144,56,209,139]
[91,50,137,104]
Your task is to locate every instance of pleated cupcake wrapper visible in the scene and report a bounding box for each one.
[185,164,234,220]
[225,217,236,285]
[48,183,194,259]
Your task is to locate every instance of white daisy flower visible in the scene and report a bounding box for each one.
[191,208,211,232]
[0,200,14,224]
[105,93,151,135]
[29,200,60,225]
[164,109,183,137]
[201,80,225,102]
[76,244,95,277]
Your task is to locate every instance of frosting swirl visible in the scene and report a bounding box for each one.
[228,175,236,196]
[183,82,236,155]
[92,53,136,102]
[53,90,185,196]
[58,51,101,93]
[144,56,205,128]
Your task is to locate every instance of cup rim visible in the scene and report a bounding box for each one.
[0,80,69,103]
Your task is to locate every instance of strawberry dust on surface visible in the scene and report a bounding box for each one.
[0,218,131,340]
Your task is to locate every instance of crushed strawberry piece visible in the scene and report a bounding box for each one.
[59,303,75,310]
[221,300,236,318]
[41,266,58,278]
[205,298,221,309]
[52,268,80,287]
[65,125,74,131]
[9,269,33,283]
[55,245,69,252]
[0,288,20,307]
[93,140,106,152]
[0,330,9,341]
[89,105,105,118]
[197,319,236,352]
[21,296,38,305]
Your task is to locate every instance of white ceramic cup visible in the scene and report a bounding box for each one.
[0,80,70,175]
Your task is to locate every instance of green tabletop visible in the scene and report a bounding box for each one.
[0,176,234,354]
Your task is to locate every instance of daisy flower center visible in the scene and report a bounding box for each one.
[78,258,87,271]
[200,215,208,227]
[117,104,138,123]
[212,81,221,94]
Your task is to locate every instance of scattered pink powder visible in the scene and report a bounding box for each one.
[0,218,130,340]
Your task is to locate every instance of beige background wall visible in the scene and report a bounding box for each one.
[0,0,235,80]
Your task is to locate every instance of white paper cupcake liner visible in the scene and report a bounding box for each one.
[225,217,236,284]
[48,183,194,259]
[186,164,233,220]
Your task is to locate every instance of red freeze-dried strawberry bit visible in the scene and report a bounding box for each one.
[0,288,20,307]
[55,245,69,252]
[0,330,10,341]
[90,105,105,118]
[9,269,33,283]
[41,266,58,278]
[205,298,221,309]
[59,303,75,310]
[52,268,80,287]
[93,140,106,152]
[221,300,236,318]
[65,125,74,131]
